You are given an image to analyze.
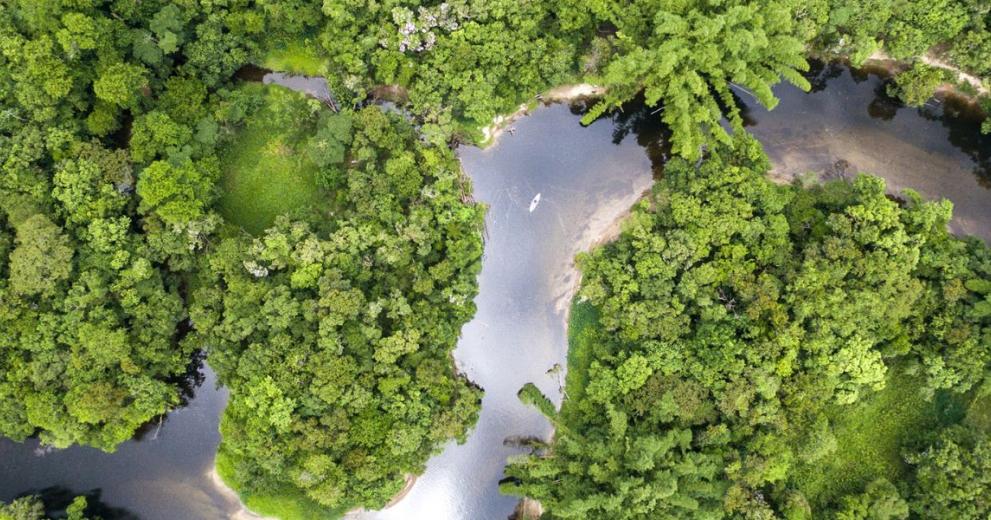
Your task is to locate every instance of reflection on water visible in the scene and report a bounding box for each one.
[0,358,239,520]
[359,103,656,520]
[738,62,991,241]
[2,62,991,520]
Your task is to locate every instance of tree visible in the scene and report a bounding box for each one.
[195,106,485,512]
[0,495,94,520]
[93,63,147,108]
[834,479,909,520]
[0,495,44,520]
[129,111,193,164]
[136,159,217,226]
[577,0,816,159]
[506,137,991,517]
[307,112,352,169]
[7,213,73,297]
[886,63,947,107]
[907,427,991,518]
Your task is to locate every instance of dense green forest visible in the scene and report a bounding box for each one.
[504,138,991,518]
[2,0,991,518]
[0,495,92,520]
[198,90,485,515]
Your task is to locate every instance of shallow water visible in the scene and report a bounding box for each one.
[741,61,991,241]
[3,64,991,519]
[235,65,337,108]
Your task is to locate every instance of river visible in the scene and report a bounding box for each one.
[0,358,245,519]
[2,63,990,519]
[740,60,991,241]
[358,102,658,520]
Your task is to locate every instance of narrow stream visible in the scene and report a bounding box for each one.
[2,63,990,519]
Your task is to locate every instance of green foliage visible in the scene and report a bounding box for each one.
[506,138,991,518]
[129,111,194,164]
[216,445,347,520]
[563,300,600,408]
[578,0,817,159]
[0,495,94,520]
[3,0,991,516]
[0,496,44,520]
[193,107,484,512]
[137,158,217,226]
[886,63,947,107]
[7,213,73,297]
[819,0,969,62]
[1,2,495,512]
[93,63,148,108]
[0,0,275,452]
[262,40,327,77]
[0,142,192,451]
[217,85,326,235]
[815,0,991,136]
[789,369,963,508]
[317,0,582,143]
[906,426,991,517]
[949,2,991,78]
[833,478,908,520]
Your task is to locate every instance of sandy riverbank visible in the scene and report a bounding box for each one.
[211,463,419,520]
[866,51,989,101]
[207,465,276,520]
[480,84,605,146]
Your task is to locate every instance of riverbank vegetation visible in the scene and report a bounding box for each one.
[305,0,822,156]
[0,494,92,520]
[817,0,991,119]
[0,1,484,515]
[195,104,484,514]
[2,1,991,519]
[505,137,991,518]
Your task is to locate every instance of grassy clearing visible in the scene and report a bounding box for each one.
[562,299,600,418]
[262,40,326,77]
[790,367,966,508]
[218,84,322,235]
[216,451,348,520]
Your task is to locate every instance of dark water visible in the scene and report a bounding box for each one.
[0,359,243,520]
[3,63,991,520]
[739,61,991,240]
[236,65,338,109]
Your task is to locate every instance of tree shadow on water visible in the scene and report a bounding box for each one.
[131,348,207,442]
[916,96,991,187]
[24,486,138,519]
[569,96,673,176]
[804,59,847,93]
[867,81,903,121]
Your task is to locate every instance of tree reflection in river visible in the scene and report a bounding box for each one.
[25,487,139,520]
[917,95,991,186]
[3,61,991,520]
